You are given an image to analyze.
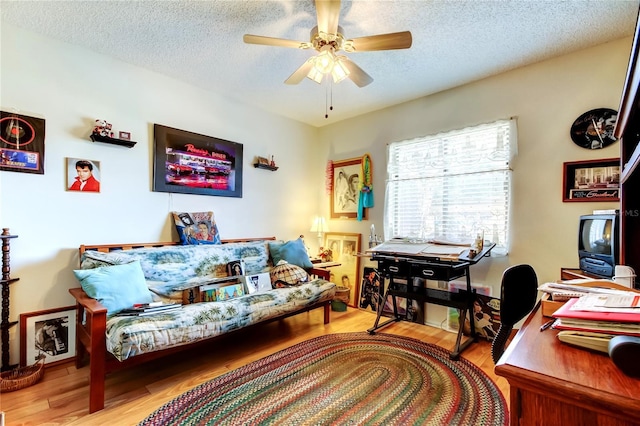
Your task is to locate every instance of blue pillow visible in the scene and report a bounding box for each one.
[269,238,313,269]
[73,261,153,315]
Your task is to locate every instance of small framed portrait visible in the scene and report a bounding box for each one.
[119,131,131,141]
[20,306,76,367]
[66,157,101,192]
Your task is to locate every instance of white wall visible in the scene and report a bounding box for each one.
[318,38,629,326]
[0,24,322,363]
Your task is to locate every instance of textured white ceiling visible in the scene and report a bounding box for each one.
[2,0,638,127]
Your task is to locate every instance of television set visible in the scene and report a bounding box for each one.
[578,213,619,278]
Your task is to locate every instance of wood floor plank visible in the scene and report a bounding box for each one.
[2,308,509,425]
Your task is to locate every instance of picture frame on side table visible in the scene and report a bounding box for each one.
[331,158,366,219]
[152,124,243,198]
[20,306,76,367]
[323,232,361,307]
[562,158,620,202]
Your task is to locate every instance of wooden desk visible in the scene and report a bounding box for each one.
[495,304,640,425]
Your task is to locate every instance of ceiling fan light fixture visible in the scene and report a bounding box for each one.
[331,55,350,83]
[307,66,325,84]
[314,47,336,74]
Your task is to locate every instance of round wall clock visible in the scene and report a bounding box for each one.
[570,108,618,149]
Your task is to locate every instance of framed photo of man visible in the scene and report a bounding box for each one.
[66,157,101,192]
[330,158,366,219]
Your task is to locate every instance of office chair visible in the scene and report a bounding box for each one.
[491,264,538,364]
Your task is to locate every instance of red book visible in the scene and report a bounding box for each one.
[553,297,640,323]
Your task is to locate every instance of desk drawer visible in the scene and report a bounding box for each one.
[377,260,411,277]
[411,264,465,281]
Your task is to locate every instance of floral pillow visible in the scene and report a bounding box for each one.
[172,211,221,245]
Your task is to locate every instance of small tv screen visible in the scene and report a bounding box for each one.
[579,218,612,255]
[578,213,618,278]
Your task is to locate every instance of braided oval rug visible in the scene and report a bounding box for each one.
[139,332,508,426]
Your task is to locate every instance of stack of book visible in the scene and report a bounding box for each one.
[118,302,182,316]
[552,293,640,353]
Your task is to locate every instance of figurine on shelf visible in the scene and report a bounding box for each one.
[92,119,114,138]
[270,155,276,167]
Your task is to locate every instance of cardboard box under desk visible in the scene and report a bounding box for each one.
[541,293,566,318]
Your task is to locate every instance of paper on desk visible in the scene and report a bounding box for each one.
[420,244,467,255]
[369,241,429,254]
[570,293,640,313]
[369,241,466,256]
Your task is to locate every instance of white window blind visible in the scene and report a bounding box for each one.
[384,119,516,253]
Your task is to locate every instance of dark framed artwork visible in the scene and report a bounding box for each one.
[331,157,365,219]
[153,124,243,197]
[562,158,620,202]
[0,110,45,174]
[20,306,76,367]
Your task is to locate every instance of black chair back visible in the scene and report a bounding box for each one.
[491,264,538,363]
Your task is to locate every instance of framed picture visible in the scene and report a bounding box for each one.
[323,232,361,307]
[359,267,382,312]
[0,110,46,174]
[66,157,101,192]
[331,157,366,219]
[562,158,620,202]
[152,124,243,198]
[20,306,76,367]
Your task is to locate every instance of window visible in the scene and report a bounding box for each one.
[384,119,516,253]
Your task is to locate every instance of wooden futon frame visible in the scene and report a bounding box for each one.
[69,237,332,413]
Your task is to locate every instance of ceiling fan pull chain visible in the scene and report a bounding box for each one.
[330,80,334,112]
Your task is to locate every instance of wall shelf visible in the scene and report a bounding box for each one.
[254,163,278,171]
[90,133,137,148]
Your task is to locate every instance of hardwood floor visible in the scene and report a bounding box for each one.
[1,308,509,425]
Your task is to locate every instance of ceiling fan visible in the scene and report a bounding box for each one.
[243,0,412,88]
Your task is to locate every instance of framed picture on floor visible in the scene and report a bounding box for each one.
[323,232,361,307]
[359,267,382,313]
[20,306,76,367]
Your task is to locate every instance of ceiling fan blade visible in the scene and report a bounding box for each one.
[342,58,373,88]
[285,60,315,85]
[316,0,341,35]
[243,34,311,49]
[347,31,413,52]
